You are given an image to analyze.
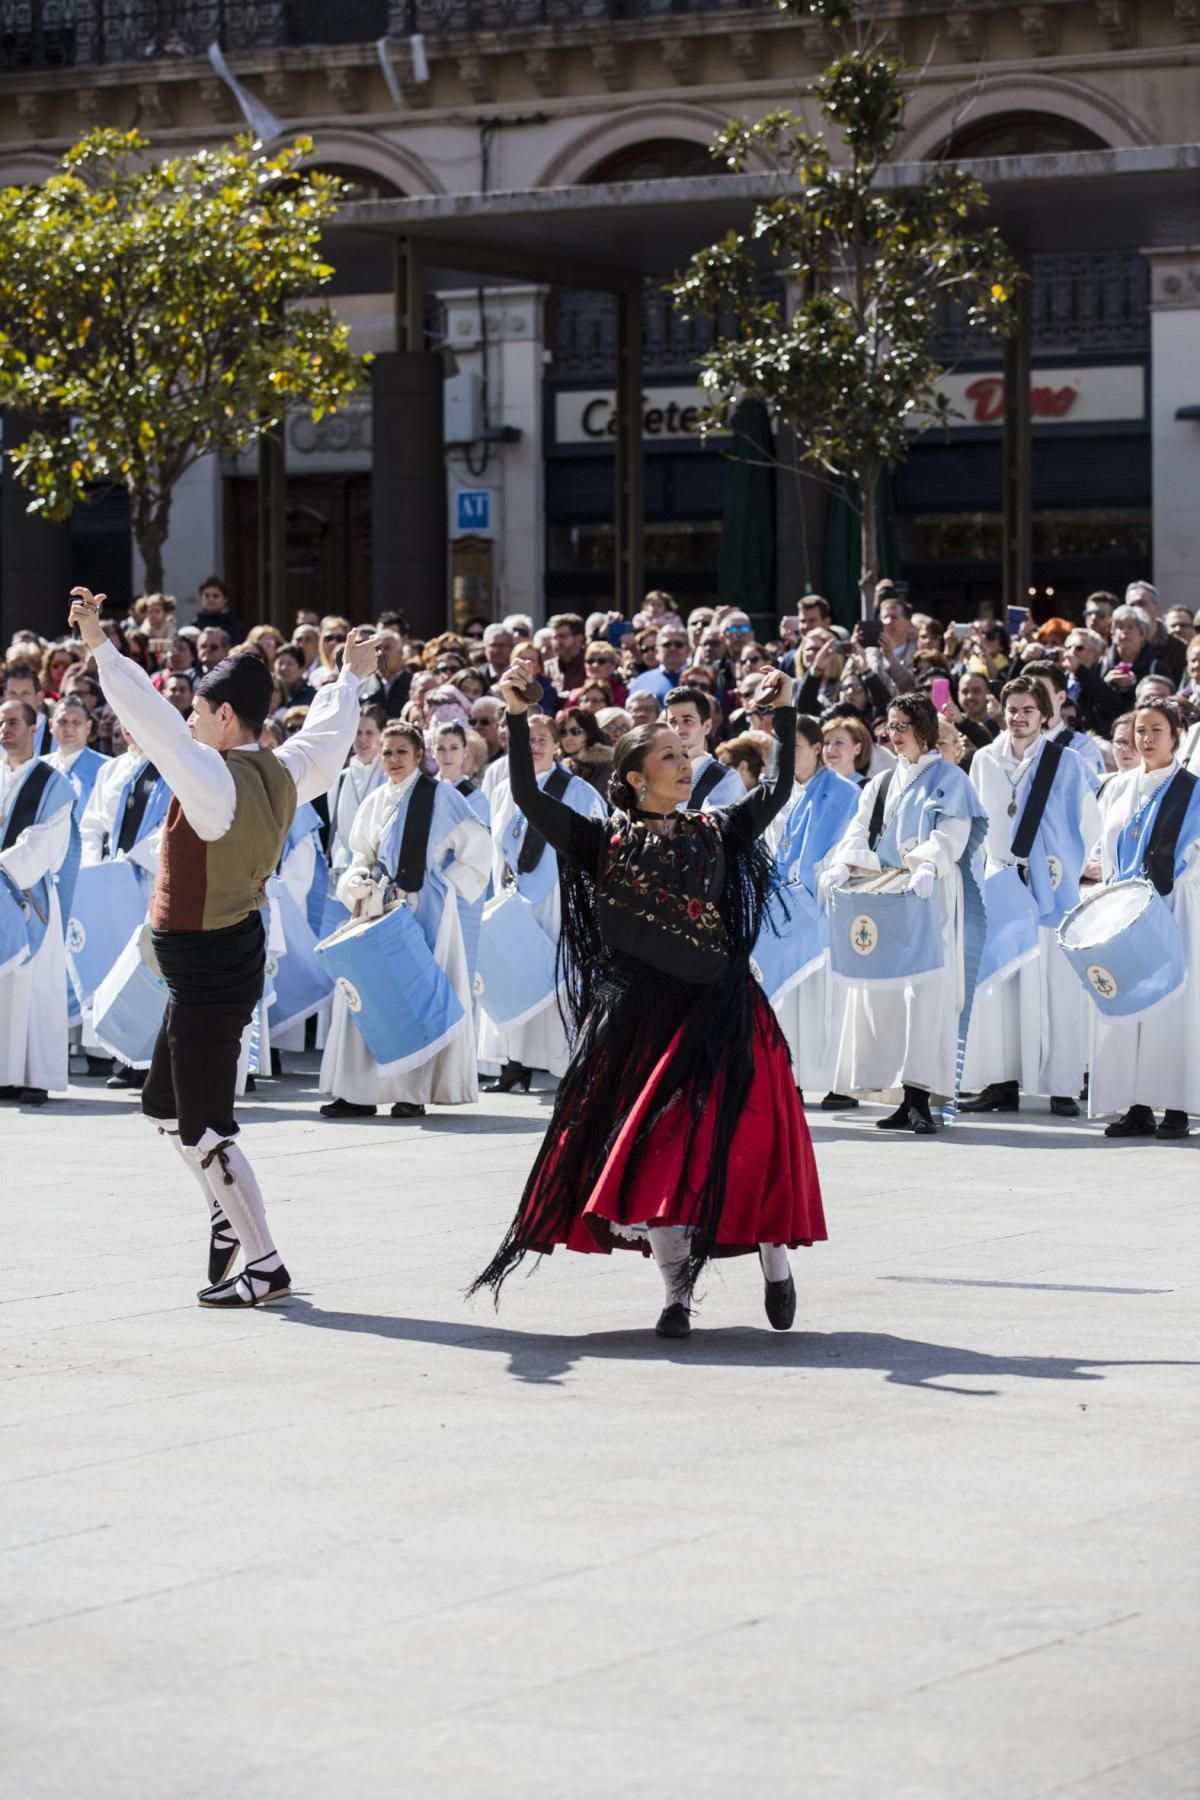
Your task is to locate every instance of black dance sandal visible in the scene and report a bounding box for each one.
[208,1211,241,1286]
[198,1258,292,1309]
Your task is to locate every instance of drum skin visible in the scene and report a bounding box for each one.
[1057,877,1187,1019]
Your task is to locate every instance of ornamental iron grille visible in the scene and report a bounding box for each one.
[931,251,1150,362]
[0,0,766,65]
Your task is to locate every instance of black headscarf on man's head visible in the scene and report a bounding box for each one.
[194,654,275,732]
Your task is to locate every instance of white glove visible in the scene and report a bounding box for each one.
[910,861,937,901]
[819,863,850,905]
[342,868,377,901]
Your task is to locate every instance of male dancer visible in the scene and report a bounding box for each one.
[69,589,382,1307]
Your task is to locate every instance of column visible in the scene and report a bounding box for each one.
[1145,246,1200,599]
[372,351,447,636]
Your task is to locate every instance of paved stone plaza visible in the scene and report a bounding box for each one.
[2,1064,1196,1800]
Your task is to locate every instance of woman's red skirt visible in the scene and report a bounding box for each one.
[531,986,826,1258]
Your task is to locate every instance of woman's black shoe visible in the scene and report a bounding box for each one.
[763,1274,796,1331]
[655,1302,692,1339]
[1156,1110,1189,1139]
[820,1092,859,1110]
[1050,1095,1080,1118]
[319,1097,377,1118]
[390,1101,426,1119]
[482,1061,533,1094]
[106,1063,145,1090]
[904,1085,938,1135]
[1104,1105,1156,1138]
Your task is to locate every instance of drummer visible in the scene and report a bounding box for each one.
[961,674,1101,1118]
[319,720,491,1120]
[1090,698,1200,1138]
[764,715,860,1109]
[821,693,988,1134]
[478,709,607,1093]
[432,718,490,1002]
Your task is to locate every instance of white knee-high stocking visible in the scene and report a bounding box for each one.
[159,1124,237,1240]
[187,1129,279,1268]
[650,1225,693,1309]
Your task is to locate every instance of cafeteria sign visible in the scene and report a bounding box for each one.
[555,386,720,446]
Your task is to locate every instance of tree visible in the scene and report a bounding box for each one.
[0,130,366,593]
[672,0,1022,616]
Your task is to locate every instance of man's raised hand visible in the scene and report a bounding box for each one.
[68,587,107,650]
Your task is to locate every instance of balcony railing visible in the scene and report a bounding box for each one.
[0,0,767,70]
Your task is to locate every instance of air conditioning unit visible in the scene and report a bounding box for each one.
[444,371,484,445]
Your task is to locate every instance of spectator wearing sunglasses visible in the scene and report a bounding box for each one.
[566,642,627,709]
[311,615,353,687]
[625,624,694,704]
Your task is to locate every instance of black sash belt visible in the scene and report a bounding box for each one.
[515,764,570,876]
[1144,768,1198,897]
[116,762,160,855]
[392,773,438,892]
[2,758,53,850]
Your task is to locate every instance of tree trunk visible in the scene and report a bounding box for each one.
[858,462,879,620]
[133,493,170,596]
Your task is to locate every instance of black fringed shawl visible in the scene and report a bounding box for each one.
[470,708,797,1302]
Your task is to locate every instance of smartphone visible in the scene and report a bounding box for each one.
[859,620,883,649]
[931,676,951,711]
[1007,605,1030,636]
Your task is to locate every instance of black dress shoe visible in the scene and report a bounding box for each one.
[909,1109,938,1136]
[959,1082,1020,1114]
[762,1271,797,1331]
[1050,1095,1080,1118]
[820,1092,859,1110]
[106,1064,145,1090]
[271,1050,283,1077]
[1156,1111,1190,1140]
[655,1302,691,1339]
[319,1097,377,1118]
[481,1060,533,1094]
[0,1085,20,1101]
[85,1055,114,1078]
[1104,1106,1156,1138]
[389,1101,426,1119]
[19,1088,48,1107]
[876,1101,914,1131]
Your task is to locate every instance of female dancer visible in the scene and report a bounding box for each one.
[823,694,988,1134]
[470,666,825,1339]
[478,710,606,1093]
[1090,699,1200,1138]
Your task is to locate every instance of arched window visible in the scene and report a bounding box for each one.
[583,138,715,185]
[937,113,1108,160]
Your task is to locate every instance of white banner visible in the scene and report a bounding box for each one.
[910,364,1145,430]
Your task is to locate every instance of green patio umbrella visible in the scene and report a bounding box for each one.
[717,398,776,621]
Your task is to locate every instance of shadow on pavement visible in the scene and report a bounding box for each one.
[271,1301,1198,1392]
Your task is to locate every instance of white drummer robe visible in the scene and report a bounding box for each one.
[0,758,74,1093]
[1089,762,1200,1118]
[477,764,607,1080]
[319,773,491,1106]
[963,731,1101,1099]
[830,752,972,1099]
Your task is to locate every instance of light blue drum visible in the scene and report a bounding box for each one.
[266,879,334,1035]
[317,902,465,1076]
[474,889,558,1029]
[0,875,30,980]
[829,883,944,987]
[752,883,828,1004]
[65,861,147,1005]
[318,889,351,944]
[977,865,1040,988]
[1057,877,1186,1019]
[91,924,168,1068]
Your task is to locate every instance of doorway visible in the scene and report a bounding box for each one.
[224,474,372,627]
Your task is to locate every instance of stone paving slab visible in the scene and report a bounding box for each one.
[1,1064,1197,1800]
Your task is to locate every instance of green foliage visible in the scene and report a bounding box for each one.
[674,11,1022,606]
[0,129,367,585]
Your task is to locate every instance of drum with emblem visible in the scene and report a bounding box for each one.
[977,865,1041,987]
[1056,878,1186,1019]
[316,901,465,1075]
[91,924,169,1068]
[829,877,944,987]
[63,860,147,1005]
[474,888,558,1028]
[751,883,828,1005]
[0,874,30,980]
